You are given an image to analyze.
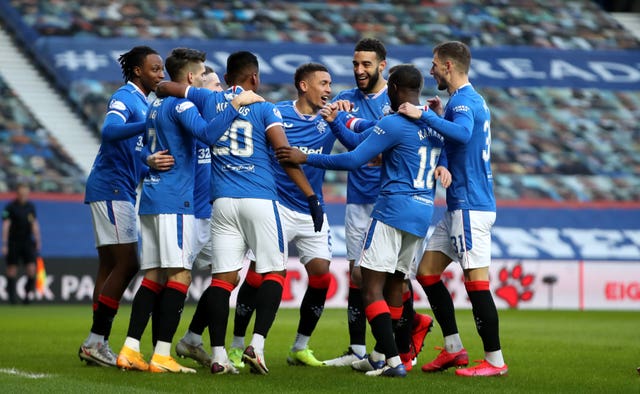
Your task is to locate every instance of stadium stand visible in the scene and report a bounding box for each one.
[0,75,86,193]
[0,0,638,202]
[7,0,639,49]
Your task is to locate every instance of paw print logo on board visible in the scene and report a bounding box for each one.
[495,263,535,308]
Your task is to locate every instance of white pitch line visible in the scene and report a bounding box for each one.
[0,368,52,379]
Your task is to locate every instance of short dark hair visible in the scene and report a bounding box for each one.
[433,41,471,74]
[118,46,158,82]
[388,64,423,92]
[165,47,206,81]
[204,65,215,75]
[354,38,386,61]
[226,51,259,85]
[294,63,329,94]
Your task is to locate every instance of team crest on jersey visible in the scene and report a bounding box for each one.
[382,104,392,116]
[273,107,283,120]
[109,99,126,111]
[176,101,195,113]
[316,119,327,134]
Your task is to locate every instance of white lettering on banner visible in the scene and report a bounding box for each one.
[318,55,353,77]
[589,62,640,82]
[55,50,110,71]
[272,54,313,74]
[562,229,640,259]
[497,58,546,79]
[550,59,598,81]
[492,227,576,258]
[0,276,6,299]
[469,59,509,79]
[61,275,94,301]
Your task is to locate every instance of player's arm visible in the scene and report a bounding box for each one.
[320,103,372,150]
[397,102,473,143]
[276,125,388,171]
[101,118,146,142]
[268,124,324,232]
[179,101,239,145]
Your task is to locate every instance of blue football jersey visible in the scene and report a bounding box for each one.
[187,86,284,201]
[85,82,149,204]
[273,100,337,213]
[420,84,495,212]
[333,86,391,204]
[307,113,445,237]
[138,96,236,214]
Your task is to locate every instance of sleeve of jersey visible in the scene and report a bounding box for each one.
[437,144,448,168]
[306,126,389,171]
[101,117,146,142]
[419,104,474,144]
[328,120,372,150]
[186,87,212,113]
[181,102,238,145]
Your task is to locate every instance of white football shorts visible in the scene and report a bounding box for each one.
[192,217,212,270]
[280,204,331,265]
[209,198,287,274]
[140,213,196,271]
[345,203,374,262]
[426,209,496,269]
[360,219,424,275]
[89,200,138,247]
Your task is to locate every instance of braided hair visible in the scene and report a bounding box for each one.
[118,46,159,82]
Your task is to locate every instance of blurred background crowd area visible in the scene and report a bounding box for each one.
[0,76,86,194]
[1,0,639,202]
[9,0,640,49]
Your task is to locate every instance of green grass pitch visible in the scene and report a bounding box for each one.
[0,305,638,393]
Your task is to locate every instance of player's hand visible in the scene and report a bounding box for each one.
[147,149,175,171]
[319,103,339,122]
[397,102,423,119]
[307,194,324,232]
[275,146,307,164]
[427,96,444,115]
[333,99,353,112]
[367,154,383,167]
[231,90,265,109]
[434,166,452,188]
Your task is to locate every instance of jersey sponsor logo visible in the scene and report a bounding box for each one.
[143,174,161,184]
[412,195,434,205]
[295,146,323,154]
[221,164,255,172]
[283,122,294,128]
[108,99,126,111]
[452,105,470,113]
[176,101,195,113]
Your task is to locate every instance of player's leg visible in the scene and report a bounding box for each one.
[146,213,196,374]
[81,201,138,367]
[207,197,249,375]
[353,221,408,377]
[241,199,288,375]
[286,207,331,366]
[324,203,369,366]
[229,258,261,368]
[176,218,214,367]
[116,214,164,371]
[416,211,467,372]
[454,211,507,377]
